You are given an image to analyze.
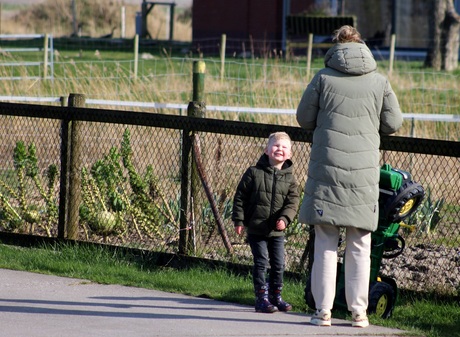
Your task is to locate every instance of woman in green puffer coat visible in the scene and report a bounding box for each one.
[296,25,403,328]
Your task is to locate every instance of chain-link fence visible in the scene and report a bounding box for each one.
[0,101,458,296]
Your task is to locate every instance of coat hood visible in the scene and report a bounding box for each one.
[256,153,293,173]
[324,42,377,76]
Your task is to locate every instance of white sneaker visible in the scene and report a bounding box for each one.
[352,311,369,328]
[310,309,332,326]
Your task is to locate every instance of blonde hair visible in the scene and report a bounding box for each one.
[267,132,292,146]
[332,25,363,43]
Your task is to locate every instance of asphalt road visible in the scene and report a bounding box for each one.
[0,268,412,337]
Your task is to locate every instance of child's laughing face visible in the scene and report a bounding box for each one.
[265,138,292,167]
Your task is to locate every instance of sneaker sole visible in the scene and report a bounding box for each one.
[310,319,331,327]
[352,321,369,328]
[255,308,278,313]
[277,306,292,312]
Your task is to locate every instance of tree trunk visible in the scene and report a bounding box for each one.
[424,0,460,71]
[443,2,460,70]
[71,0,78,37]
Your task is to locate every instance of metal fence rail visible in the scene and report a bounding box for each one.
[0,101,458,296]
[0,95,459,123]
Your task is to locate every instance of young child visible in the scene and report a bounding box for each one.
[232,132,299,313]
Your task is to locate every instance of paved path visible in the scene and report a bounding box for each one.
[0,268,410,337]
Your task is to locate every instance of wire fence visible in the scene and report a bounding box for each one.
[0,102,458,297]
[0,52,459,139]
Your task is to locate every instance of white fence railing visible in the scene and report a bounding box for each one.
[0,34,54,80]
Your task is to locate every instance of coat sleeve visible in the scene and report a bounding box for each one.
[231,168,253,227]
[296,72,321,131]
[278,178,300,226]
[380,80,403,135]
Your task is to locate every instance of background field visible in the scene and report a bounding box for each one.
[0,0,192,40]
[0,1,458,142]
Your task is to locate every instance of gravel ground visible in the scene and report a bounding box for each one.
[382,243,460,294]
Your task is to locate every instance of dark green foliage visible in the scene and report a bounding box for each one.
[80,127,179,239]
[0,141,58,234]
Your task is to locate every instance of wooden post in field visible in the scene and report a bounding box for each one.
[66,93,86,240]
[220,34,226,82]
[187,61,233,255]
[134,34,139,79]
[121,6,126,39]
[306,33,313,81]
[43,34,49,79]
[169,3,175,41]
[179,61,206,255]
[389,34,396,76]
[192,60,206,104]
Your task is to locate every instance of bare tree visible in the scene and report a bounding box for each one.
[71,0,78,37]
[425,0,460,71]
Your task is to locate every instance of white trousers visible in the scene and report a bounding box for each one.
[311,224,371,313]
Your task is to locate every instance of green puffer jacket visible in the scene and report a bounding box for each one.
[232,154,299,237]
[296,42,403,231]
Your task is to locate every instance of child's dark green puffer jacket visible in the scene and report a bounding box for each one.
[232,154,299,237]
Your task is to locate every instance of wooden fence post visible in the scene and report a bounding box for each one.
[179,129,191,255]
[66,93,85,240]
[43,34,49,79]
[179,61,206,254]
[220,34,226,83]
[389,34,396,76]
[185,61,234,255]
[58,96,69,239]
[192,60,206,104]
[121,6,126,39]
[306,33,313,81]
[133,34,139,79]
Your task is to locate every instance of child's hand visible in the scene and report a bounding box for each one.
[235,225,244,235]
[276,220,286,231]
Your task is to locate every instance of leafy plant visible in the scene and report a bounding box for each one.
[0,141,58,235]
[285,221,309,238]
[79,128,180,240]
[408,187,444,236]
[285,191,307,238]
[80,165,123,237]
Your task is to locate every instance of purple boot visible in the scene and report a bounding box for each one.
[255,285,278,313]
[269,283,292,312]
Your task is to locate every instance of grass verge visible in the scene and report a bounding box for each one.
[0,242,458,337]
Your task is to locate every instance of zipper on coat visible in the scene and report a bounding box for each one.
[270,169,278,218]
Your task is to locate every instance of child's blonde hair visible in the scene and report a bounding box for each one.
[267,132,292,147]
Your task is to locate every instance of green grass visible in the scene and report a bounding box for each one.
[0,242,458,337]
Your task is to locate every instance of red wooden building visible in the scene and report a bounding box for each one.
[192,0,315,56]
[191,0,432,56]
